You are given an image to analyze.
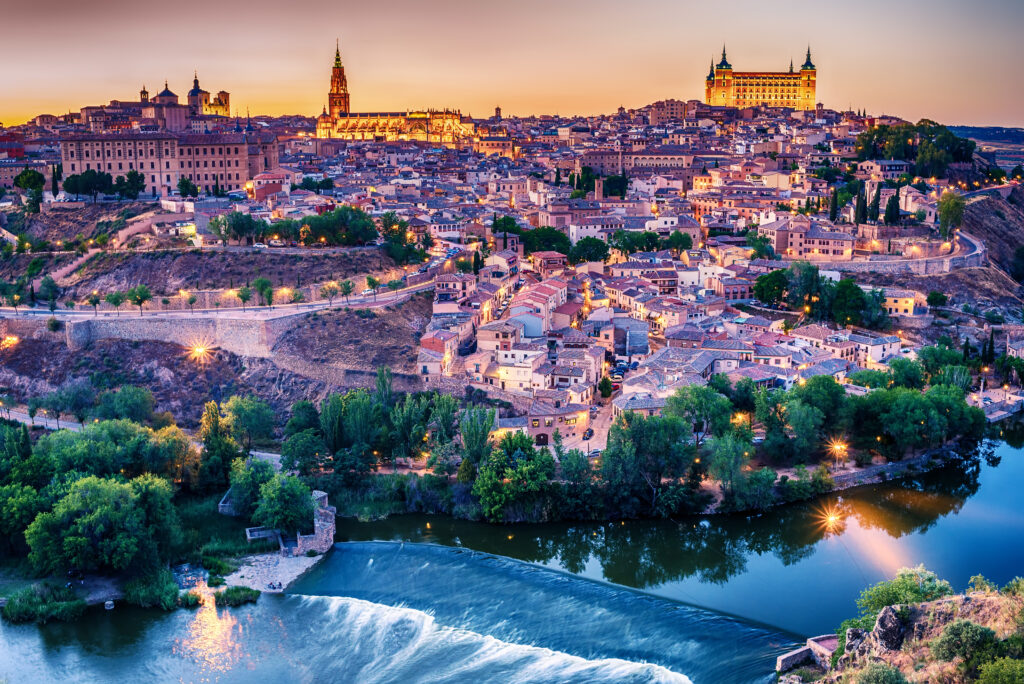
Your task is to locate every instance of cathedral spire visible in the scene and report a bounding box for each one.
[707,58,715,80]
[334,39,343,68]
[789,59,794,73]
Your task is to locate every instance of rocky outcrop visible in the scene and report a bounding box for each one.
[871,605,906,652]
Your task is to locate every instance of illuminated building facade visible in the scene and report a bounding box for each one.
[315,43,476,145]
[705,47,816,111]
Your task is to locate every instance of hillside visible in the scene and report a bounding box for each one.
[821,587,1024,683]
[57,247,395,298]
[272,293,432,379]
[962,185,1024,276]
[853,266,1023,311]
[0,335,323,428]
[2,203,160,244]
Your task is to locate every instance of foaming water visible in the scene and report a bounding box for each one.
[291,594,691,683]
[288,542,798,682]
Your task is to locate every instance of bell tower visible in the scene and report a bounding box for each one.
[329,40,350,118]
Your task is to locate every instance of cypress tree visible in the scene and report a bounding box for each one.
[854,191,868,224]
[963,338,971,361]
[829,188,839,222]
[868,188,881,222]
[883,194,900,225]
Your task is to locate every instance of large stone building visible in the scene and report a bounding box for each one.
[59,128,278,197]
[315,43,476,145]
[187,73,230,117]
[705,47,816,111]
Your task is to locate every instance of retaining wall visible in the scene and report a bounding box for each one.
[64,315,280,357]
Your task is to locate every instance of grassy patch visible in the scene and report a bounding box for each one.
[123,568,179,611]
[1,583,87,624]
[214,586,260,607]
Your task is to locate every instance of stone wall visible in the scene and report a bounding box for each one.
[64,315,281,357]
[824,232,987,275]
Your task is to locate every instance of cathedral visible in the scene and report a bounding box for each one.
[315,42,476,145]
[705,47,816,111]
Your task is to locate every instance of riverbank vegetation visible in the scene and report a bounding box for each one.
[804,566,1024,683]
[0,393,307,622]
[264,362,984,524]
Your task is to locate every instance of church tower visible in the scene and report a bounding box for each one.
[328,41,350,118]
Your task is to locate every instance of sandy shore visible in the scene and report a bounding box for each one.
[224,552,327,593]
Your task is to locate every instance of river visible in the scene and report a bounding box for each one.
[1,436,1021,683]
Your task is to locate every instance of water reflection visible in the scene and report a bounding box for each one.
[173,583,243,676]
[337,442,992,592]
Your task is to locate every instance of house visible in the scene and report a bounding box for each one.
[529,250,568,278]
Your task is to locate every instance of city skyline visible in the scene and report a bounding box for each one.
[2,0,1023,127]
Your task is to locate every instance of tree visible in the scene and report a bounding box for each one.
[426,441,461,479]
[753,269,787,307]
[831,278,867,327]
[926,290,948,307]
[86,292,101,316]
[388,394,429,468]
[663,385,732,449]
[26,476,159,574]
[375,365,393,409]
[979,659,1024,684]
[281,429,330,476]
[889,358,925,389]
[938,191,965,239]
[429,392,459,444]
[854,191,868,224]
[113,170,146,200]
[784,399,824,458]
[883,193,901,225]
[284,400,320,438]
[365,276,379,300]
[569,237,610,265]
[598,376,613,398]
[127,285,152,315]
[458,406,494,466]
[319,281,340,306]
[707,431,751,494]
[95,385,155,423]
[386,279,403,294]
[37,275,59,303]
[13,168,45,193]
[829,188,839,222]
[177,177,199,198]
[228,457,274,519]
[339,279,354,304]
[105,291,126,316]
[187,294,198,313]
[251,277,273,307]
[666,230,693,254]
[0,483,44,554]
[520,226,571,255]
[855,664,908,684]
[254,475,314,535]
[236,286,252,310]
[318,393,347,454]
[867,187,881,223]
[473,437,555,522]
[198,401,242,491]
[223,395,274,452]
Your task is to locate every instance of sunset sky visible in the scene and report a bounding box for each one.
[2,0,1022,127]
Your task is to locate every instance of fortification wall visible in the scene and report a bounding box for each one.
[64,316,279,357]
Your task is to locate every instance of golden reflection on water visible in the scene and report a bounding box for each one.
[173,583,244,680]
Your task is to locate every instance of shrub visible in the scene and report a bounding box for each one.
[979,658,1024,684]
[207,575,225,588]
[968,574,997,593]
[201,556,238,577]
[124,568,180,611]
[1001,576,1024,597]
[46,317,62,332]
[179,591,202,608]
[856,663,908,684]
[305,549,318,557]
[1,584,87,624]
[214,586,260,607]
[932,619,996,662]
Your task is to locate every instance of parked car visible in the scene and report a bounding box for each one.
[588,449,601,459]
[361,288,377,296]
[590,405,600,414]
[582,428,594,440]
[253,243,268,249]
[629,361,639,370]
[610,374,623,382]
[611,383,621,391]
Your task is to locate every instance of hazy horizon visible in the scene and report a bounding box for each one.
[2,0,1022,128]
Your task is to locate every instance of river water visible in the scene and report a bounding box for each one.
[1,436,1021,683]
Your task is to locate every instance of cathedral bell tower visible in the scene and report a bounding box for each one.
[329,40,350,118]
